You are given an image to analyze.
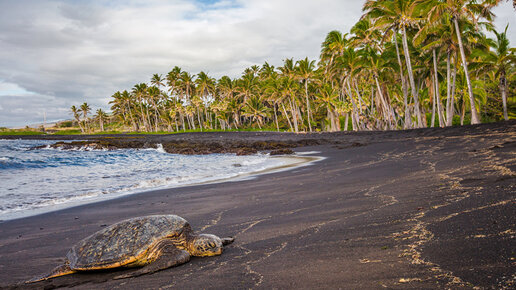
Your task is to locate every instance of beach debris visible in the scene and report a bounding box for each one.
[27,214,234,283]
[399,278,422,283]
[359,258,382,263]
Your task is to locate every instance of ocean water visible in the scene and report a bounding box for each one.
[0,139,291,220]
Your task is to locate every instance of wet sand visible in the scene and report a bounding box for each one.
[0,121,515,289]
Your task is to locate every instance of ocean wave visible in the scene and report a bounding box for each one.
[0,139,293,221]
[143,143,167,154]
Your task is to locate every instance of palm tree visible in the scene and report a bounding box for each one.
[95,109,108,132]
[80,102,91,132]
[70,105,84,133]
[147,86,162,131]
[423,0,498,124]
[166,66,182,100]
[363,0,425,127]
[132,83,150,131]
[321,31,348,78]
[242,96,270,129]
[316,83,341,131]
[196,71,216,129]
[470,25,515,120]
[295,57,317,132]
[151,74,165,89]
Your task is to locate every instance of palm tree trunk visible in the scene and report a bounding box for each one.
[401,26,423,128]
[451,62,457,122]
[144,104,151,131]
[345,80,359,131]
[153,104,159,132]
[75,116,85,133]
[304,81,312,132]
[196,108,203,132]
[353,79,364,114]
[431,76,436,128]
[394,30,411,129]
[274,104,280,132]
[289,98,299,133]
[433,49,444,127]
[373,75,391,126]
[281,103,294,132]
[454,17,480,124]
[500,73,508,121]
[446,52,453,126]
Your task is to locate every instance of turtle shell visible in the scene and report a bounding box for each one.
[67,215,189,270]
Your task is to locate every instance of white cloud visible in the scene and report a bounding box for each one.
[0,0,514,127]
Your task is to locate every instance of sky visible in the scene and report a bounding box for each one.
[0,0,515,128]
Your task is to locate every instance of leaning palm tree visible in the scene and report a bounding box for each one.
[70,105,84,133]
[320,31,348,78]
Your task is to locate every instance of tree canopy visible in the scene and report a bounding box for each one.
[76,0,515,133]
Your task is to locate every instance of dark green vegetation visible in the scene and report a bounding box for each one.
[65,0,513,134]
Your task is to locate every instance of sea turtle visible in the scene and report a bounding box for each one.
[28,215,234,282]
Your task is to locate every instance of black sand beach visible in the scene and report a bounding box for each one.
[0,121,515,289]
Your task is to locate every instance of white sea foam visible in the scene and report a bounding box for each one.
[155,143,167,153]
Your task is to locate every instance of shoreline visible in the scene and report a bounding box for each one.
[0,121,515,289]
[0,152,322,222]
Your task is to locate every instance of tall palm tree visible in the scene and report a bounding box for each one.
[147,86,162,131]
[80,102,91,132]
[166,66,182,100]
[295,57,317,132]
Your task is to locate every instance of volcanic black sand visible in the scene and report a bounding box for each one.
[0,121,515,289]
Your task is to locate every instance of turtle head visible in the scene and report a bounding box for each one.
[189,234,235,257]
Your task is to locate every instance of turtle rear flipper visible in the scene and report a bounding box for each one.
[26,264,76,283]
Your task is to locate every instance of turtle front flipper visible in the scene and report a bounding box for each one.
[114,244,190,280]
[26,264,76,283]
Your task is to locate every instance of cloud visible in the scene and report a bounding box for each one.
[0,0,514,127]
